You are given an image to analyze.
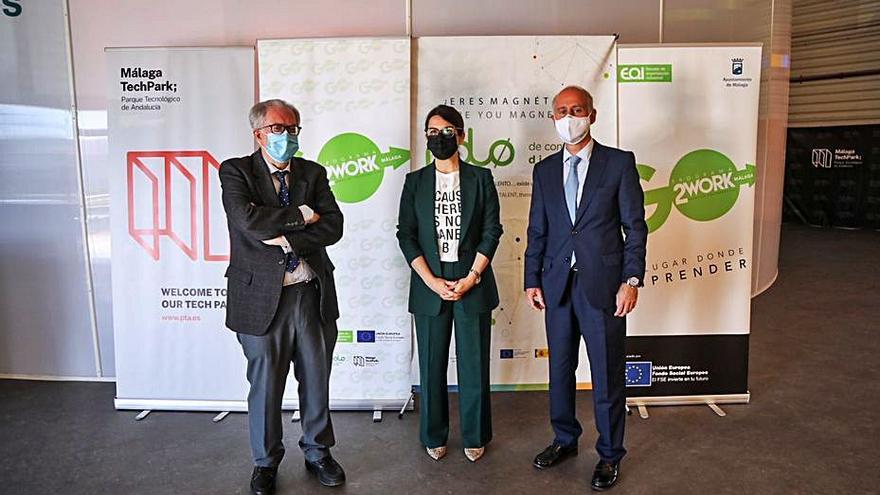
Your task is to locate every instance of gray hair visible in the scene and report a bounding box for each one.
[248,99,301,129]
[552,85,594,109]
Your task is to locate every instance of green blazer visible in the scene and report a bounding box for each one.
[396,162,503,316]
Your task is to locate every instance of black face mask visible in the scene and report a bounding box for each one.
[427,133,459,160]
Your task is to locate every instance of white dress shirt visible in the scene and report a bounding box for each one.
[266,161,317,286]
[561,138,595,207]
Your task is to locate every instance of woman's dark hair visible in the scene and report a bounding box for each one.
[424,104,465,135]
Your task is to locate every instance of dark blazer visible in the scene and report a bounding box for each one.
[524,141,647,310]
[219,150,343,335]
[397,162,503,316]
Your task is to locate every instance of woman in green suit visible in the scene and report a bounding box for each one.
[397,104,503,462]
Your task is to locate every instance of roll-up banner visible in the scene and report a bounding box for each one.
[108,47,255,410]
[415,36,618,390]
[257,38,414,407]
[619,45,762,405]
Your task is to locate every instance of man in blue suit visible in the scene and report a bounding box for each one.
[524,86,647,491]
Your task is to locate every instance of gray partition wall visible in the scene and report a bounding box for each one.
[1,0,790,379]
[0,0,100,378]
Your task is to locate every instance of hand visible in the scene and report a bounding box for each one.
[306,211,321,225]
[525,287,545,311]
[450,273,477,296]
[261,236,287,247]
[614,283,638,317]
[428,276,461,301]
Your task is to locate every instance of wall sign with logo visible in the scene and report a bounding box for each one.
[2,0,21,17]
[785,125,880,229]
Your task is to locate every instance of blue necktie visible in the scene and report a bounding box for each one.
[565,155,582,267]
[565,155,582,223]
[273,170,300,273]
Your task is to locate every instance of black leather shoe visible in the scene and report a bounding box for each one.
[532,442,578,469]
[305,455,346,487]
[250,466,277,495]
[591,460,620,491]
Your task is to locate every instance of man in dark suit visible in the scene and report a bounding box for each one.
[219,99,345,494]
[524,86,647,491]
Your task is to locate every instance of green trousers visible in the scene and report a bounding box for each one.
[414,262,493,449]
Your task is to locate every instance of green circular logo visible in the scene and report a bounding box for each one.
[317,133,409,204]
[669,149,739,222]
[638,149,755,233]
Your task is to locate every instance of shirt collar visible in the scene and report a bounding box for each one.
[562,138,594,164]
[265,156,290,176]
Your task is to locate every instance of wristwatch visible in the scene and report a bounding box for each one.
[469,269,482,285]
[626,276,640,288]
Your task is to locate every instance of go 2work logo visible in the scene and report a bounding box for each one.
[639,149,755,232]
[315,133,410,204]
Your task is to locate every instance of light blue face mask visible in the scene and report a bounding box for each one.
[265,131,299,163]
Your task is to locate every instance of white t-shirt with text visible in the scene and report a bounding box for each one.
[434,170,461,262]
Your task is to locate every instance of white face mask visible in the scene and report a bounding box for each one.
[554,115,591,145]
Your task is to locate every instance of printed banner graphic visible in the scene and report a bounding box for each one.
[416,36,618,389]
[108,47,255,407]
[619,45,762,398]
[258,38,413,404]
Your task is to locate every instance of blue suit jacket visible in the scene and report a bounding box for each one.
[524,141,647,310]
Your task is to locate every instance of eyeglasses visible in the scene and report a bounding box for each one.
[258,123,302,136]
[425,126,462,138]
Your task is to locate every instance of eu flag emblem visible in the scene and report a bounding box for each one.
[625,362,652,387]
[356,330,376,343]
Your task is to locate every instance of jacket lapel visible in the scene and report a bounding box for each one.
[251,151,281,207]
[544,151,572,227]
[573,141,608,226]
[458,163,477,243]
[420,164,438,249]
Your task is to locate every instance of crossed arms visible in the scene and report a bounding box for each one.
[219,161,343,255]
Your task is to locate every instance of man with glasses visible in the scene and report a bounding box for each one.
[219,99,345,494]
[524,86,647,491]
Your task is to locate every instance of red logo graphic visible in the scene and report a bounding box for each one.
[127,150,228,261]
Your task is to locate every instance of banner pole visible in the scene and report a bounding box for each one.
[658,0,665,43]
[405,0,412,37]
[63,0,103,377]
